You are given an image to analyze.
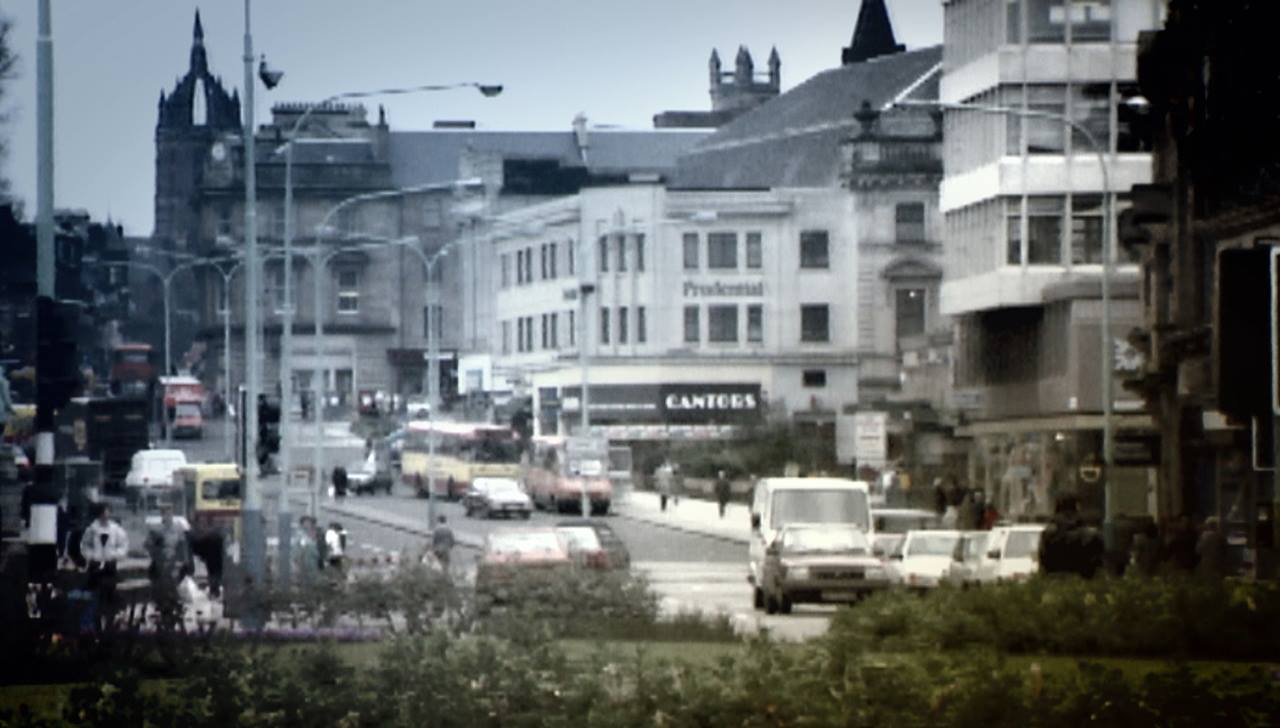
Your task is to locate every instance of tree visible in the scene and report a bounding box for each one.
[0,14,15,199]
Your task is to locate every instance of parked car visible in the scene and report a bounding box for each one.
[124,449,189,508]
[406,396,431,420]
[977,524,1046,584]
[475,528,573,611]
[759,523,890,614]
[554,524,611,569]
[556,518,631,570]
[870,507,941,536]
[347,453,392,495]
[463,477,533,519]
[893,530,963,590]
[943,531,992,587]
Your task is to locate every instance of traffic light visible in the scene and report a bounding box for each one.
[1215,247,1273,419]
[256,394,281,467]
[36,296,82,412]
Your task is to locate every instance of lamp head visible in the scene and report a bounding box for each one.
[477,84,504,98]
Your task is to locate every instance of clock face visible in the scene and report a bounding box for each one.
[210,142,226,162]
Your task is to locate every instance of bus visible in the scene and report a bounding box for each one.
[400,422,522,499]
[523,435,614,515]
[109,343,155,398]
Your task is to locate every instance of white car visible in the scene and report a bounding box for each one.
[463,477,533,519]
[976,524,1046,584]
[892,530,962,590]
[347,453,392,495]
[124,449,188,506]
[406,397,431,420]
[943,530,993,587]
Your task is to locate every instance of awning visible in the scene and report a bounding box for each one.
[956,413,1154,437]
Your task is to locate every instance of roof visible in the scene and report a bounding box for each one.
[758,477,871,491]
[387,129,709,188]
[671,46,942,189]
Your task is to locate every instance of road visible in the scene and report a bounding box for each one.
[168,418,836,641]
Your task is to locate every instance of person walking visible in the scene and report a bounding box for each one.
[1195,516,1227,579]
[145,502,192,627]
[293,516,321,583]
[81,502,129,629]
[331,465,349,500]
[655,460,674,513]
[431,515,455,572]
[714,470,732,519]
[323,522,347,573]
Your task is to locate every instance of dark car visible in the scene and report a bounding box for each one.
[555,519,631,570]
[761,523,890,614]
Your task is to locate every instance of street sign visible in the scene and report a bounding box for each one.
[853,411,888,468]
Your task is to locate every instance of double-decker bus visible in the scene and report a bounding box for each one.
[109,343,155,398]
[400,422,522,499]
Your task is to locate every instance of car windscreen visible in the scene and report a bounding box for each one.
[906,533,959,556]
[175,403,201,417]
[963,533,990,560]
[781,527,869,554]
[771,489,870,531]
[485,481,521,495]
[201,478,242,501]
[557,527,601,551]
[872,511,939,534]
[1004,530,1042,558]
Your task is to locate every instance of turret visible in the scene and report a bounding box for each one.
[768,47,781,89]
[709,48,722,89]
[734,46,753,86]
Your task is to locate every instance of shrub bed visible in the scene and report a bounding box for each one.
[828,575,1280,660]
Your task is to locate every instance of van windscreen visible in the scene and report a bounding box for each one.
[770,489,869,531]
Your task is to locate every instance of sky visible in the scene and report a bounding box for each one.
[1,1,943,236]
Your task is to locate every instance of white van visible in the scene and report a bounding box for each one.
[747,477,872,608]
[124,448,189,509]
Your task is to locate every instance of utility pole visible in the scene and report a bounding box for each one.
[240,0,266,597]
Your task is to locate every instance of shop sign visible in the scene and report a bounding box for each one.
[682,280,765,298]
[659,384,762,424]
[853,411,888,467]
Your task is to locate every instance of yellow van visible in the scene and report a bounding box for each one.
[172,463,242,545]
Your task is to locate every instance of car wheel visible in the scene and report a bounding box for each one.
[752,587,764,611]
[764,590,779,615]
[779,594,793,615]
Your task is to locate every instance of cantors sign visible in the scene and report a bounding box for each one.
[560,383,762,425]
[663,391,758,411]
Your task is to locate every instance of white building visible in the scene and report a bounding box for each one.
[486,185,869,439]
[938,0,1165,519]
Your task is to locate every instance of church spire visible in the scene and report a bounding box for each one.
[842,0,906,66]
[193,9,204,43]
[189,9,208,74]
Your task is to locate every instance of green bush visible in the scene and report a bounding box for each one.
[828,575,1280,660]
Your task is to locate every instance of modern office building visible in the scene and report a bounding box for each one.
[938,0,1165,520]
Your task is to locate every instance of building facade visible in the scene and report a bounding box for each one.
[938,0,1165,521]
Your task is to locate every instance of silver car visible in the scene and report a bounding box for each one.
[760,523,890,614]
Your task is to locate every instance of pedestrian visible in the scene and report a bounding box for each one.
[932,477,948,516]
[293,516,321,583]
[714,470,732,519]
[655,460,674,512]
[1195,516,1227,579]
[332,465,349,500]
[958,490,979,531]
[145,502,192,626]
[81,502,129,629]
[324,522,347,572]
[1127,520,1160,577]
[431,515,455,572]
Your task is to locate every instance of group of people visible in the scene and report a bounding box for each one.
[932,478,1000,531]
[292,516,349,579]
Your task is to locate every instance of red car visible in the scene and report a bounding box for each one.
[475,528,572,611]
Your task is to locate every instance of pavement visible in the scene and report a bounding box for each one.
[611,490,752,545]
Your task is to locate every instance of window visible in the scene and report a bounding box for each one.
[1069,0,1112,42]
[599,236,609,273]
[800,304,829,343]
[802,370,827,388]
[549,242,558,278]
[1071,195,1105,264]
[1006,0,1022,42]
[500,254,511,288]
[746,232,763,269]
[1027,0,1066,43]
[747,304,763,343]
[895,203,926,244]
[516,250,525,284]
[682,233,699,270]
[1071,86,1110,155]
[423,304,443,341]
[708,305,738,343]
[524,247,534,283]
[1026,85,1066,155]
[895,289,926,338]
[540,244,548,280]
[540,314,549,349]
[635,235,645,271]
[568,309,576,346]
[683,305,700,343]
[516,318,524,353]
[617,236,627,272]
[1028,196,1064,264]
[800,230,830,269]
[707,232,738,269]
[549,312,559,348]
[637,306,647,343]
[336,269,359,313]
[567,241,575,275]
[618,306,628,344]
[524,316,535,352]
[502,321,511,355]
[1006,198,1024,264]
[600,306,610,344]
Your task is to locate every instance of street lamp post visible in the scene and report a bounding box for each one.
[896,97,1120,540]
[278,80,500,566]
